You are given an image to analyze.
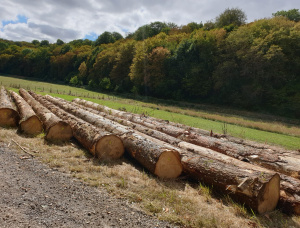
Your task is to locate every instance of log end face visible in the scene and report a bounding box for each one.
[20,116,43,135]
[258,173,280,214]
[96,135,124,160]
[45,121,73,142]
[0,108,19,127]
[155,150,182,179]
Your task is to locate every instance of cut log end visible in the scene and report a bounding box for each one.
[20,116,43,135]
[45,121,73,141]
[95,135,125,160]
[258,174,280,214]
[154,150,182,179]
[0,108,19,127]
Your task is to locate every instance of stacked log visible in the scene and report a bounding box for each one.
[0,86,19,127]
[72,98,300,179]
[19,88,72,142]
[10,91,43,135]
[45,95,281,213]
[71,98,300,215]
[43,95,183,179]
[28,92,124,160]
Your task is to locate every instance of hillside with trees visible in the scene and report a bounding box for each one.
[0,8,299,118]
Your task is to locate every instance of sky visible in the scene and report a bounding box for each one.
[0,0,298,43]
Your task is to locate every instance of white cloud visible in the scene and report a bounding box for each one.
[0,0,299,42]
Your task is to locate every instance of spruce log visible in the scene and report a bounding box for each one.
[19,88,72,141]
[10,91,43,135]
[0,86,19,127]
[28,92,124,160]
[47,96,281,213]
[44,95,183,179]
[72,98,300,179]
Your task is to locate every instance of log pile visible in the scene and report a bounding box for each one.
[0,86,19,127]
[19,88,72,142]
[10,91,43,135]
[45,95,283,213]
[72,98,300,215]
[28,91,124,160]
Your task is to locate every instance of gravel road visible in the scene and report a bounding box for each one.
[0,144,175,228]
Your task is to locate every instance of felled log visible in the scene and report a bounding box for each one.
[28,92,124,160]
[19,88,72,142]
[10,91,43,135]
[47,96,282,213]
[44,95,183,179]
[0,86,19,127]
[72,98,300,179]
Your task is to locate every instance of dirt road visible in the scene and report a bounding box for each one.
[0,144,174,228]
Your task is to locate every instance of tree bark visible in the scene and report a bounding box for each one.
[0,86,19,127]
[10,91,43,135]
[44,95,183,179]
[72,98,300,179]
[19,88,72,142]
[181,152,280,214]
[49,96,281,213]
[29,92,124,160]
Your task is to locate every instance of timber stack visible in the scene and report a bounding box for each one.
[0,86,19,127]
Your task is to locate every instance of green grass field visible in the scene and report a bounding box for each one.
[2,74,300,150]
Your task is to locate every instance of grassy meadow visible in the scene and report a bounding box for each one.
[2,74,300,150]
[1,74,300,227]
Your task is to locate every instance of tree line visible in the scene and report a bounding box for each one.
[0,8,299,118]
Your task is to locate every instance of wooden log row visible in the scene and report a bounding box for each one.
[43,95,183,179]
[0,86,19,127]
[46,95,280,214]
[68,97,300,215]
[72,98,300,179]
[28,91,124,160]
[19,88,72,142]
[10,91,43,135]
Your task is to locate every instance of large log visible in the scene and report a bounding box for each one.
[46,95,281,213]
[19,88,72,142]
[28,92,124,160]
[72,98,300,179]
[0,86,19,127]
[44,95,183,179]
[10,91,43,135]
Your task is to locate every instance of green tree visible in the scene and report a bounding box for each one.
[215,8,247,28]
[272,9,300,22]
[56,39,64,45]
[95,31,122,45]
[40,40,50,46]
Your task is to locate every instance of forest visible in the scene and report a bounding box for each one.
[0,8,299,118]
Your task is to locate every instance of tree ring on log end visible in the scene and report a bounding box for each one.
[96,135,124,160]
[258,173,280,214]
[46,121,73,141]
[0,108,19,127]
[155,150,182,179]
[20,116,43,135]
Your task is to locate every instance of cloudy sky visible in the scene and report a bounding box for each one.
[0,0,298,43]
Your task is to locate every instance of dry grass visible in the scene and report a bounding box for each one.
[1,127,299,228]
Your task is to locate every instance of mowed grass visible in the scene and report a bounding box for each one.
[2,74,300,150]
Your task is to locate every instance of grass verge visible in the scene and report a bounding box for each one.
[1,128,299,228]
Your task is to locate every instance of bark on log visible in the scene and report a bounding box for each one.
[0,86,19,127]
[181,153,280,214]
[29,92,124,160]
[10,91,43,135]
[44,95,183,179]
[72,98,300,179]
[49,96,281,213]
[19,88,72,142]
